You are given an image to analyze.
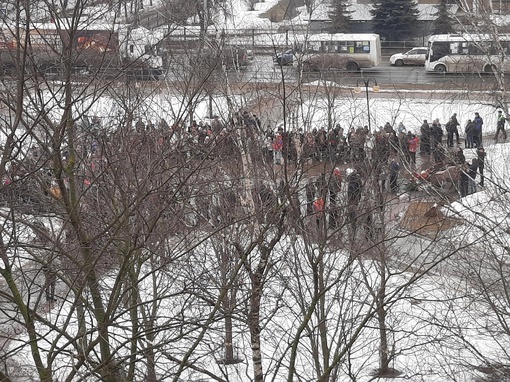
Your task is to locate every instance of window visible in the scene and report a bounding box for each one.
[306,38,371,54]
[469,42,485,55]
[306,41,320,53]
[323,41,336,53]
[493,40,510,55]
[337,41,352,53]
[449,42,465,54]
[353,41,370,53]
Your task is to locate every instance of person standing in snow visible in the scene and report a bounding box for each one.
[465,119,476,149]
[328,168,343,229]
[495,110,508,141]
[397,122,406,135]
[389,158,400,192]
[407,133,419,168]
[473,112,483,147]
[272,129,284,165]
[476,146,486,187]
[450,113,461,145]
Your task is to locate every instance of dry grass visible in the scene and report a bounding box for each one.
[399,201,460,238]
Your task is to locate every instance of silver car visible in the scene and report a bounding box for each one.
[274,49,294,66]
[389,47,428,66]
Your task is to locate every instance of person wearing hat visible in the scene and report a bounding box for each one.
[496,110,508,141]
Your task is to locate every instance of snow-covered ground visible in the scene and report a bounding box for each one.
[4,1,510,380]
[2,89,510,382]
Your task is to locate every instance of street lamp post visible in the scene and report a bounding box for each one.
[355,78,380,132]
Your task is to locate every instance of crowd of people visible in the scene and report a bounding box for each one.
[267,109,502,232]
[0,105,502,245]
[90,109,497,208]
[267,122,417,168]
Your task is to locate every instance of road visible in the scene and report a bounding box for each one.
[209,54,502,89]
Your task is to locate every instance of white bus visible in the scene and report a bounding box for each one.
[297,33,381,72]
[425,33,510,74]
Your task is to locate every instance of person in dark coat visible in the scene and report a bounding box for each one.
[400,132,411,164]
[420,120,431,154]
[455,147,466,165]
[328,168,342,229]
[389,158,400,191]
[465,119,476,149]
[459,162,470,197]
[445,117,455,147]
[476,146,486,187]
[430,119,443,149]
[450,113,461,144]
[473,112,484,147]
[468,158,479,195]
[346,168,362,232]
[347,168,362,205]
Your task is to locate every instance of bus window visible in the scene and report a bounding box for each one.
[345,41,355,54]
[470,41,489,55]
[503,41,510,55]
[494,41,510,55]
[324,41,336,53]
[431,42,450,61]
[307,42,320,53]
[450,42,460,54]
[338,41,348,52]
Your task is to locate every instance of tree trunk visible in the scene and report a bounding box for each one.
[249,272,264,382]
[224,310,235,362]
[221,249,235,363]
[316,256,330,380]
[377,268,390,375]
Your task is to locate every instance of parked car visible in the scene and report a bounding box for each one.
[389,47,428,66]
[274,49,294,66]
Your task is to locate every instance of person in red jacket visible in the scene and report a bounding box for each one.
[407,133,419,167]
[272,131,284,165]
